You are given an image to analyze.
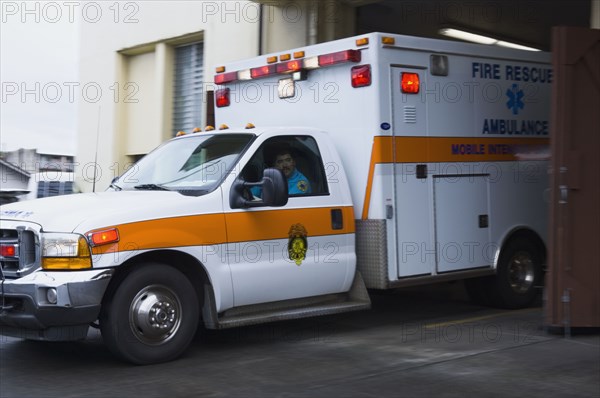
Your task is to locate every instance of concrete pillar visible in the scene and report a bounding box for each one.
[155,43,174,142]
[592,0,600,29]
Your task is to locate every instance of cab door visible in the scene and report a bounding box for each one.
[223,134,355,307]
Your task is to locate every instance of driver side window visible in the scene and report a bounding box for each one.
[241,135,329,197]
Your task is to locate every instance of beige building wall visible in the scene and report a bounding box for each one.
[76,1,261,192]
[76,0,359,192]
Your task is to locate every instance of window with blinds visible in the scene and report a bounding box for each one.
[172,42,204,137]
[36,181,74,198]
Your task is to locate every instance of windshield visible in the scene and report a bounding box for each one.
[114,133,255,195]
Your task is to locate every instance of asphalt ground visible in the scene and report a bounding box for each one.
[1,282,599,398]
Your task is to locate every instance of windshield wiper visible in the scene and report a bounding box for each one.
[134,184,170,191]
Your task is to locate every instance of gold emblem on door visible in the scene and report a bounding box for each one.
[288,223,308,266]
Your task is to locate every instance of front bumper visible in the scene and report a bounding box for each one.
[0,269,113,340]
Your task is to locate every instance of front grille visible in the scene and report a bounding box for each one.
[0,227,40,279]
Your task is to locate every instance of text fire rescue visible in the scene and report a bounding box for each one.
[472,61,551,136]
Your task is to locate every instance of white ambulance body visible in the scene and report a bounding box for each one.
[214,32,550,290]
[0,33,550,365]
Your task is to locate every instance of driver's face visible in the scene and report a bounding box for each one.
[275,153,295,177]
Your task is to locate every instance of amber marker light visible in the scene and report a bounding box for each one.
[89,228,120,246]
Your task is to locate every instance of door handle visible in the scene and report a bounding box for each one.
[559,185,568,204]
[331,209,343,230]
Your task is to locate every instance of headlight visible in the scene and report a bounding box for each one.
[42,233,92,270]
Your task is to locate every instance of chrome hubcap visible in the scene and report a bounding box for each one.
[129,285,182,345]
[508,251,535,294]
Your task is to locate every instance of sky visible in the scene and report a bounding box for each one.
[1,1,79,154]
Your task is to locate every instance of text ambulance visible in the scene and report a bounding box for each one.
[0,33,550,364]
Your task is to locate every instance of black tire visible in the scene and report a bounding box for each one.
[100,263,200,365]
[487,238,543,309]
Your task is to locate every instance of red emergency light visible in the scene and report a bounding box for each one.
[216,88,230,107]
[213,48,363,86]
[276,60,303,74]
[0,244,17,257]
[250,64,277,79]
[401,72,420,94]
[318,49,361,66]
[214,71,238,85]
[351,65,371,88]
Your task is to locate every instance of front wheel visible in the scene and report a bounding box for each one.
[100,263,200,365]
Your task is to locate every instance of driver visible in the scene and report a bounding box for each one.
[251,146,311,197]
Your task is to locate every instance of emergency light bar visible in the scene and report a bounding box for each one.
[214,49,362,85]
[276,60,303,74]
[318,49,361,66]
[214,71,237,85]
[250,64,277,79]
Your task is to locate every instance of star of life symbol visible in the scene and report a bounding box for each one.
[506,83,525,115]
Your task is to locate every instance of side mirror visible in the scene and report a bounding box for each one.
[261,168,288,206]
[230,168,288,209]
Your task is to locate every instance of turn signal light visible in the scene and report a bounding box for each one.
[89,228,119,246]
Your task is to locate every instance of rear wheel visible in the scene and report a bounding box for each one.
[487,238,543,309]
[100,263,199,365]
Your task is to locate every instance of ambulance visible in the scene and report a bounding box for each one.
[0,33,550,364]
